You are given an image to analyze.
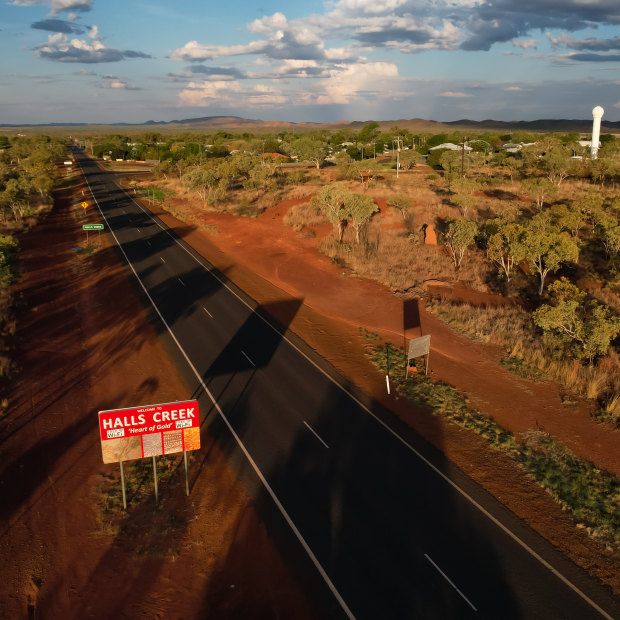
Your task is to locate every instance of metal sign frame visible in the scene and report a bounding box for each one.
[406,334,431,377]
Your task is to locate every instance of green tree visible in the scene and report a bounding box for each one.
[346,159,384,187]
[486,221,525,284]
[533,278,620,363]
[357,123,380,144]
[539,144,574,186]
[521,215,579,295]
[311,183,351,242]
[344,194,378,243]
[397,149,420,170]
[443,218,478,271]
[289,137,328,169]
[520,177,558,211]
[387,194,410,221]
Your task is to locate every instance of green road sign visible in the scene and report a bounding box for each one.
[83,224,104,230]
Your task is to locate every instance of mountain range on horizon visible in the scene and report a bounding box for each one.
[1,115,619,133]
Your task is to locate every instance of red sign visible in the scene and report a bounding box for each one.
[98,400,200,464]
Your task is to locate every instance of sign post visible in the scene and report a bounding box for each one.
[152,456,158,504]
[98,400,200,506]
[83,223,104,243]
[120,461,127,510]
[406,335,431,378]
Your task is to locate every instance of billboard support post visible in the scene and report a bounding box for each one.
[152,456,158,504]
[120,461,127,510]
[184,451,190,496]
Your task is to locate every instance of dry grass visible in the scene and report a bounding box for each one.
[426,298,620,421]
[283,201,326,230]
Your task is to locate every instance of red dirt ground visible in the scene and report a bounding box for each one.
[0,169,618,619]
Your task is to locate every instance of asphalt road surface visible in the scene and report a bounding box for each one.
[74,150,620,620]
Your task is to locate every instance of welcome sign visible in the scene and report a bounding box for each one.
[98,400,200,464]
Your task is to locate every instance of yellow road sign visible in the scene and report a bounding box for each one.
[81,201,88,209]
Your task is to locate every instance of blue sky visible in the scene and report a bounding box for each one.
[1,0,619,125]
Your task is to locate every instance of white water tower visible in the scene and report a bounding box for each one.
[591,106,604,159]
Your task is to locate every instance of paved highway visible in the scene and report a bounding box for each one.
[74,150,619,619]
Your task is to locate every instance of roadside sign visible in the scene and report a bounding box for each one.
[98,400,200,464]
[83,224,104,230]
[81,201,88,209]
[406,334,431,377]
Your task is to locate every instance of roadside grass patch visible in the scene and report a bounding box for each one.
[364,333,620,549]
[95,455,192,557]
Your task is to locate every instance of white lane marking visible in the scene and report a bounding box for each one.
[178,277,186,287]
[241,350,255,367]
[136,228,141,233]
[160,257,165,263]
[75,160,356,620]
[78,154,614,620]
[425,554,477,612]
[147,240,152,247]
[303,421,330,449]
[202,306,213,318]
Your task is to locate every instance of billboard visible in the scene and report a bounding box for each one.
[98,400,200,464]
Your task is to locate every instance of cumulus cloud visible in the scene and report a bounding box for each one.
[315,61,399,104]
[33,26,152,63]
[461,0,620,50]
[12,0,92,16]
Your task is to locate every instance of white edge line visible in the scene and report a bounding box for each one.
[424,554,477,612]
[76,152,614,620]
[303,421,330,449]
[77,159,356,620]
[241,350,255,367]
[125,187,615,620]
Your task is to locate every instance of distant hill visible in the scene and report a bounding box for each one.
[1,115,618,133]
[442,118,620,132]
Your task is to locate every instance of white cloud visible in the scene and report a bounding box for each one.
[504,86,521,91]
[248,12,288,34]
[438,91,472,97]
[316,61,399,104]
[512,39,537,50]
[11,0,92,16]
[178,80,243,106]
[33,26,151,62]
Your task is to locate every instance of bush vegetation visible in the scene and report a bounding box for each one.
[365,333,620,549]
[0,134,67,416]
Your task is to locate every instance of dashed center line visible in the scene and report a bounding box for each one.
[241,350,255,367]
[202,306,213,318]
[160,257,165,263]
[146,240,152,247]
[178,277,186,286]
[303,421,330,449]
[424,554,477,612]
